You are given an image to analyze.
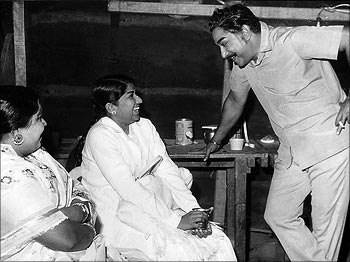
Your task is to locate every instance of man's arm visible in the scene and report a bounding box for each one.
[335,26,349,134]
[204,89,249,161]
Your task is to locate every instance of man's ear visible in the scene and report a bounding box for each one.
[241,25,251,41]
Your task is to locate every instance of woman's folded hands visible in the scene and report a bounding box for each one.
[177,210,213,238]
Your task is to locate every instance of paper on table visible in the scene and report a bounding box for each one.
[135,155,163,181]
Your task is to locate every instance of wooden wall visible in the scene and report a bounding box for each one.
[0,1,349,153]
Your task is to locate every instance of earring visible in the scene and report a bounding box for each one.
[242,32,250,41]
[13,134,24,146]
[112,111,116,115]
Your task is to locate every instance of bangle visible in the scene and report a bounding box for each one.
[83,223,97,238]
[72,202,90,223]
[209,140,221,146]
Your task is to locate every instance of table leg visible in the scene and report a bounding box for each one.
[226,167,236,253]
[227,158,248,261]
[213,170,226,225]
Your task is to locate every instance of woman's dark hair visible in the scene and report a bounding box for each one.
[209,3,261,34]
[92,74,135,120]
[66,74,135,172]
[0,85,40,140]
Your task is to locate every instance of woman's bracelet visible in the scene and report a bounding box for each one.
[83,222,97,238]
[209,140,221,146]
[72,202,90,223]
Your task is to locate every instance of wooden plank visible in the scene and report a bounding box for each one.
[247,156,255,167]
[109,12,121,64]
[165,139,271,159]
[0,33,15,85]
[108,1,350,21]
[2,0,105,1]
[225,167,236,247]
[213,170,226,225]
[172,161,234,168]
[234,157,248,262]
[13,0,26,86]
[108,1,217,17]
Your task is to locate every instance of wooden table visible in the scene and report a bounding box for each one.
[164,139,275,262]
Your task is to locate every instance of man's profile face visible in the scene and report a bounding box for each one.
[212,27,254,68]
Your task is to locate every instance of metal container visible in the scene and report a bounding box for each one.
[175,118,193,145]
[232,122,243,139]
[202,125,217,144]
[192,207,214,229]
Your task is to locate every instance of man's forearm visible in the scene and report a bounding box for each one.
[212,96,244,143]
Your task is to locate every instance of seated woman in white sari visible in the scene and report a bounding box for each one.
[0,85,145,261]
[73,74,237,261]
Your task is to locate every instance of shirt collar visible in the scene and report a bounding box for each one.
[100,116,124,133]
[100,116,142,136]
[249,21,272,67]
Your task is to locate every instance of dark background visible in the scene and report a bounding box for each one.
[1,1,349,260]
[1,1,349,149]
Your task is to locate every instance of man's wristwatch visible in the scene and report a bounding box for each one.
[209,140,221,146]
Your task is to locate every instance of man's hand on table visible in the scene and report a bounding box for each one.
[203,140,221,161]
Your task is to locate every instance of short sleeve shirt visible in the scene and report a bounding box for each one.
[231,22,349,169]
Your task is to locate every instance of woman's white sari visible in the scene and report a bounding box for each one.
[0,144,113,261]
[78,117,237,261]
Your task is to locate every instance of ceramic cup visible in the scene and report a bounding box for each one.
[229,138,245,150]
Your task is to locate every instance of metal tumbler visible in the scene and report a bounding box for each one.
[192,207,214,229]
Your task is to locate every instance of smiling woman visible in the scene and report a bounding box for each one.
[70,74,237,261]
[0,86,99,261]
